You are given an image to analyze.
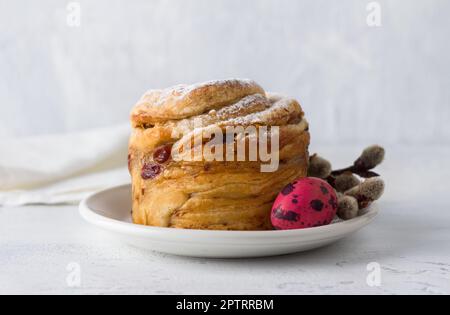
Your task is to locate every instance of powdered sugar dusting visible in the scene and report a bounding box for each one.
[216,94,269,117]
[153,79,258,107]
[224,96,302,126]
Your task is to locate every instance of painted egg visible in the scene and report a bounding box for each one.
[271,177,338,230]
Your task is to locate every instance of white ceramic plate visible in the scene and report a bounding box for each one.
[79,184,379,258]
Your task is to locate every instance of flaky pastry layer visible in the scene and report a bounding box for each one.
[129,79,310,230]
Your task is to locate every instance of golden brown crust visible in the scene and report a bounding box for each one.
[131,79,265,126]
[129,79,310,230]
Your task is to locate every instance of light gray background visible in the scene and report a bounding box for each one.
[1,0,449,145]
[1,1,450,295]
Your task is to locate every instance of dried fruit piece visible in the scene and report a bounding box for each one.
[141,162,162,180]
[153,144,172,163]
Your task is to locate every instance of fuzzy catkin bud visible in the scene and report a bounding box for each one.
[334,172,360,192]
[308,154,332,179]
[337,195,359,220]
[354,145,385,170]
[345,177,385,208]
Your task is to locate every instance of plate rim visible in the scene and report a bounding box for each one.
[79,184,379,241]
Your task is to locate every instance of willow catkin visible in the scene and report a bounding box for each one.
[308,154,332,179]
[334,172,360,192]
[345,177,385,208]
[337,195,359,220]
[354,145,385,170]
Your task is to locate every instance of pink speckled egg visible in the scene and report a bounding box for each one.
[271,177,338,230]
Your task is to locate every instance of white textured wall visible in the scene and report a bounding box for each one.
[0,0,449,145]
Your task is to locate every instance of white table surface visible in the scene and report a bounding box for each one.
[1,145,450,295]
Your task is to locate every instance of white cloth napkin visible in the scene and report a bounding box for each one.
[0,124,131,206]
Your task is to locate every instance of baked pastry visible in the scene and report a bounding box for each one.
[129,79,310,230]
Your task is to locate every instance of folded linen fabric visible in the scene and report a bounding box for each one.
[0,124,130,206]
